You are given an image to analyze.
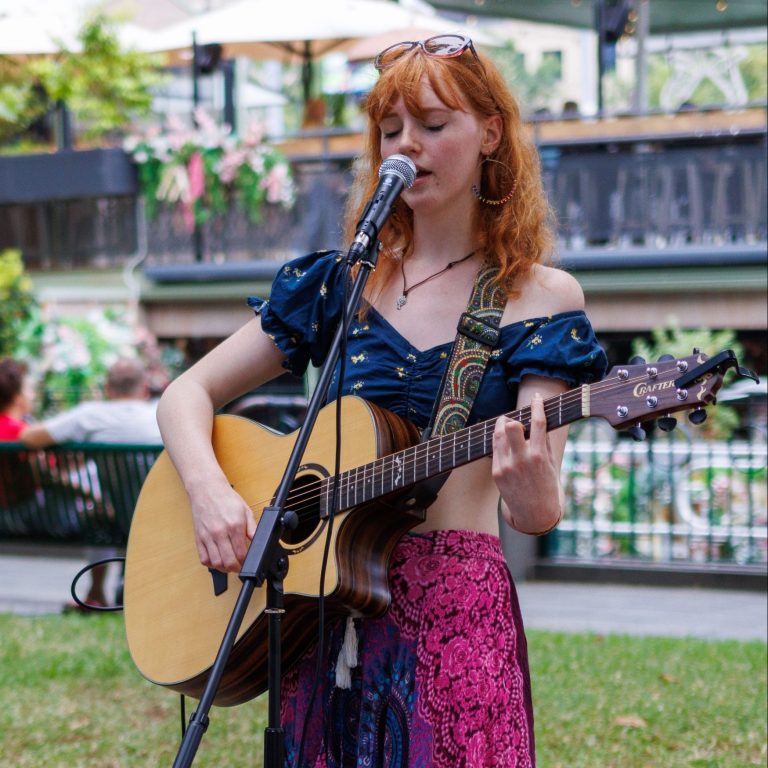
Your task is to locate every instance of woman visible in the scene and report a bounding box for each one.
[157,35,607,767]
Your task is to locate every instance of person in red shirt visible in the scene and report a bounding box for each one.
[0,358,32,441]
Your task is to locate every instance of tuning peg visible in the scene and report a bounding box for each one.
[629,355,646,365]
[626,423,647,441]
[688,408,707,425]
[658,415,678,432]
[657,354,675,362]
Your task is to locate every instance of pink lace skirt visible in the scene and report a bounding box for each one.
[281,529,535,767]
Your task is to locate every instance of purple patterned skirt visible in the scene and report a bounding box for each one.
[280,529,535,767]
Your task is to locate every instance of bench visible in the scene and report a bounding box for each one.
[0,442,163,550]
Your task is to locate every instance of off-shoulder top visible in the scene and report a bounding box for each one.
[248,250,608,430]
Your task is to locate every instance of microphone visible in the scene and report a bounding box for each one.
[348,154,417,260]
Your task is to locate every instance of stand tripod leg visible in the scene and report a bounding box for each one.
[264,563,286,767]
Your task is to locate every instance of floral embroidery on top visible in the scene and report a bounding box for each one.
[570,327,582,342]
[526,334,543,348]
[351,353,366,364]
[250,250,607,429]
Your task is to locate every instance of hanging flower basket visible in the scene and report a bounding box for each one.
[124,109,295,231]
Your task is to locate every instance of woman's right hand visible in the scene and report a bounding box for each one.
[155,316,288,572]
[188,477,258,572]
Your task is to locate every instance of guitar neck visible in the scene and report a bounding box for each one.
[325,385,588,511]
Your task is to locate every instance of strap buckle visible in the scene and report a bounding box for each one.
[457,312,501,346]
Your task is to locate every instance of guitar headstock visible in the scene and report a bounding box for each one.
[590,349,757,433]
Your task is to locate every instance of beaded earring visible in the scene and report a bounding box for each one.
[471,156,518,206]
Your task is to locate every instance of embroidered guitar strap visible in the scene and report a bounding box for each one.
[429,264,506,437]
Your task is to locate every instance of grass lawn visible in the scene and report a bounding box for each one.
[0,612,765,767]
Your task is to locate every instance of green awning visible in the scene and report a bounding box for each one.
[428,0,767,34]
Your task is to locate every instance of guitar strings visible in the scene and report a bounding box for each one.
[244,369,686,524]
[242,369,690,524]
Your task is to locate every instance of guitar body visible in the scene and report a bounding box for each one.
[123,396,422,706]
[124,349,741,707]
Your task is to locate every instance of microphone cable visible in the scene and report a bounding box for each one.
[295,257,353,767]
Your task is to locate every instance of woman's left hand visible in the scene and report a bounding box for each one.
[491,390,565,534]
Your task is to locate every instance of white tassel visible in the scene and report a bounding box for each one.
[334,616,358,689]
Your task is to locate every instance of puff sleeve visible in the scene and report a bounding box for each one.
[247,250,348,375]
[502,311,608,388]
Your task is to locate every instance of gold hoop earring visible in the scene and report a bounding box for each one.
[471,156,517,206]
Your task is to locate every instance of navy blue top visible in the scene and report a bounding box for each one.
[249,250,608,430]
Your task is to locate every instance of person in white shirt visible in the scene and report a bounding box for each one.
[21,357,162,607]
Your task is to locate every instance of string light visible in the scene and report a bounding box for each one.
[716,0,728,11]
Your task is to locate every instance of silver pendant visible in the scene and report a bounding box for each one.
[396,294,407,310]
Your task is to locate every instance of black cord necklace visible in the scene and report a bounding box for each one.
[396,250,476,310]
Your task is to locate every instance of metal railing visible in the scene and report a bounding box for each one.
[553,420,767,567]
[1,120,765,270]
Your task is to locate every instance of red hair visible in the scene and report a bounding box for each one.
[343,44,555,299]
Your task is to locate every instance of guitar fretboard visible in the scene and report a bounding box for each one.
[321,387,586,513]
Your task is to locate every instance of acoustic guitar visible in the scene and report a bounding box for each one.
[123,350,744,706]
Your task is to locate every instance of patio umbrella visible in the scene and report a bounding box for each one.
[145,0,468,102]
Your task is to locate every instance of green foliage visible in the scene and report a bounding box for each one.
[646,44,767,109]
[0,13,163,146]
[17,304,166,415]
[631,319,742,438]
[0,249,37,358]
[0,250,166,415]
[739,45,768,102]
[487,41,563,114]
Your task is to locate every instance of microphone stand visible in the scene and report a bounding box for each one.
[173,239,381,768]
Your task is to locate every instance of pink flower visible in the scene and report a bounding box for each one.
[244,120,265,146]
[217,148,247,184]
[188,152,205,202]
[261,163,290,204]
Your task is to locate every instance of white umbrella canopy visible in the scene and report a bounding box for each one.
[145,0,469,98]
[148,0,453,58]
[0,13,76,55]
[0,7,159,56]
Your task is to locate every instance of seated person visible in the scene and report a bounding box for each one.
[21,357,162,608]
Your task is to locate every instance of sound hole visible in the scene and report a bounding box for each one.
[280,471,323,546]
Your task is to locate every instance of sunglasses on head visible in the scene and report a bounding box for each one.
[374,34,482,72]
